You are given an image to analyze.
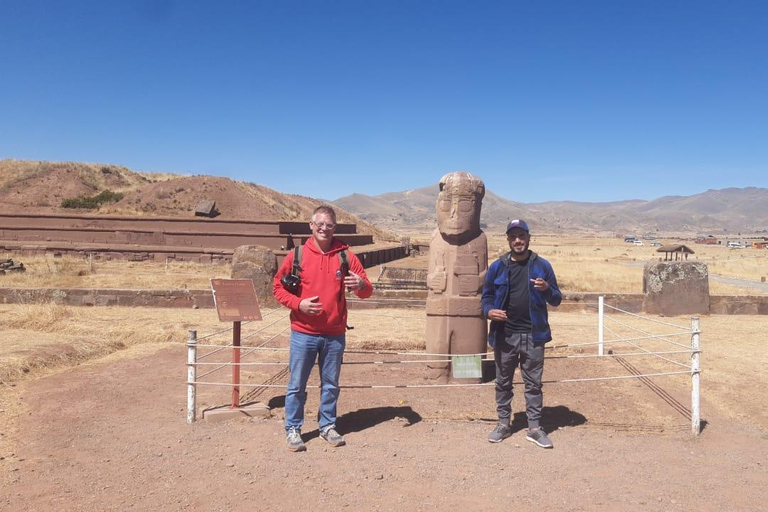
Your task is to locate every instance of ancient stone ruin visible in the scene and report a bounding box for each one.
[230,245,279,308]
[643,260,710,315]
[426,171,488,380]
[0,258,26,275]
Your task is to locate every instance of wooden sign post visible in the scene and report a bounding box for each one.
[210,279,262,410]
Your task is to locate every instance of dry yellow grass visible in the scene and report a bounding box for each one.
[1,254,230,290]
[378,235,768,295]
[4,235,766,295]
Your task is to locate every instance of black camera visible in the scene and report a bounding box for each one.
[281,274,301,294]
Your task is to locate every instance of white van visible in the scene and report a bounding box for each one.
[727,242,743,249]
[633,240,644,246]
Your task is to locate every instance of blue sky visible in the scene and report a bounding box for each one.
[1,1,766,203]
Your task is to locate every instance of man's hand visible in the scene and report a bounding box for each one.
[531,277,550,292]
[343,271,366,292]
[299,296,323,315]
[487,309,507,322]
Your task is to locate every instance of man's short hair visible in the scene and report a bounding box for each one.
[312,205,337,223]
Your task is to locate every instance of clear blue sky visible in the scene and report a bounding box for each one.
[2,1,766,203]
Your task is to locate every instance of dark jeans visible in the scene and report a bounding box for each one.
[494,332,544,429]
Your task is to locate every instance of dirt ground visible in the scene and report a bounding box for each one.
[1,311,767,511]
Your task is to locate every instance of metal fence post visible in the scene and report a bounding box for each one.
[187,330,197,424]
[598,295,604,356]
[691,317,701,435]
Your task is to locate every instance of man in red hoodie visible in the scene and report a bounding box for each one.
[273,205,373,452]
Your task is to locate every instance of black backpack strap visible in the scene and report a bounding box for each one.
[291,245,302,276]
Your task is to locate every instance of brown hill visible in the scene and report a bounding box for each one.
[0,159,395,241]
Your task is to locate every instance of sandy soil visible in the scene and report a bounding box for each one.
[1,310,767,511]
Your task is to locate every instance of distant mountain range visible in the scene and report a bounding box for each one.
[332,185,768,235]
[2,159,764,236]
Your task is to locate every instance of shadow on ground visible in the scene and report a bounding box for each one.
[507,405,587,435]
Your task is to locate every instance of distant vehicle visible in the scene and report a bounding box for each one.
[624,236,637,243]
[727,242,743,249]
[650,241,662,247]
[633,240,644,246]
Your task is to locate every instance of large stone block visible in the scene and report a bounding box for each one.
[643,261,709,315]
[231,245,278,308]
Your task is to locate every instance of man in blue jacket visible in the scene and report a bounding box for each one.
[481,219,561,448]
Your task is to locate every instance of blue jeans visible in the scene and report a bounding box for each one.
[285,330,345,432]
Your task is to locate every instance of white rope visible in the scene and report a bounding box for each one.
[349,311,427,319]
[192,358,452,367]
[348,298,426,304]
[240,312,291,342]
[196,327,290,380]
[197,311,291,361]
[604,314,691,350]
[603,323,691,369]
[602,303,691,330]
[190,370,692,389]
[193,343,290,350]
[604,324,691,369]
[546,331,689,351]
[543,349,692,360]
[197,323,245,342]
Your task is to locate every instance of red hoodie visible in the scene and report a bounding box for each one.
[273,237,373,335]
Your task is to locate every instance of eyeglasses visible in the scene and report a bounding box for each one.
[312,221,336,230]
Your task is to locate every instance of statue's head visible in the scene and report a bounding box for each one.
[436,171,485,236]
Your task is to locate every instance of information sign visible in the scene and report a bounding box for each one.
[451,354,482,379]
[210,279,262,322]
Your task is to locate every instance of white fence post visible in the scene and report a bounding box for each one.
[598,295,604,356]
[691,317,701,435]
[187,330,197,424]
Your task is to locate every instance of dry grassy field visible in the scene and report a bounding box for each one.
[5,234,767,296]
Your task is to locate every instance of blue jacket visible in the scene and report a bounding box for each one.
[481,251,561,347]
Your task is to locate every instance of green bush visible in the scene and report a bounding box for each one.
[61,190,125,209]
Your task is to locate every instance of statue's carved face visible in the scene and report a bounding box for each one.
[436,172,483,236]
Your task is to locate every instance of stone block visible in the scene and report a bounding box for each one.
[231,245,278,307]
[643,261,710,315]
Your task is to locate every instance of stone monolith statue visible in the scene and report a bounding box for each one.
[426,171,488,379]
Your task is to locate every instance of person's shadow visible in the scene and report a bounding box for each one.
[269,395,422,441]
[507,405,587,435]
[268,393,584,439]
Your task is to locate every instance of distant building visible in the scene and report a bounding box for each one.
[695,235,718,245]
[657,244,695,261]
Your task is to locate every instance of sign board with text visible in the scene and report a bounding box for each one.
[210,279,262,322]
[451,355,482,379]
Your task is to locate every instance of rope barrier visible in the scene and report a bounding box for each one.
[602,303,690,330]
[545,331,689,351]
[192,358,453,367]
[189,370,692,390]
[603,314,691,350]
[197,327,291,380]
[197,311,291,361]
[348,298,426,304]
[186,296,701,436]
[349,311,427,319]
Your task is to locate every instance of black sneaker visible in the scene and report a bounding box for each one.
[320,427,346,447]
[488,423,513,443]
[525,427,553,449]
[286,427,306,452]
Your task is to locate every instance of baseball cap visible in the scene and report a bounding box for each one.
[506,219,530,233]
